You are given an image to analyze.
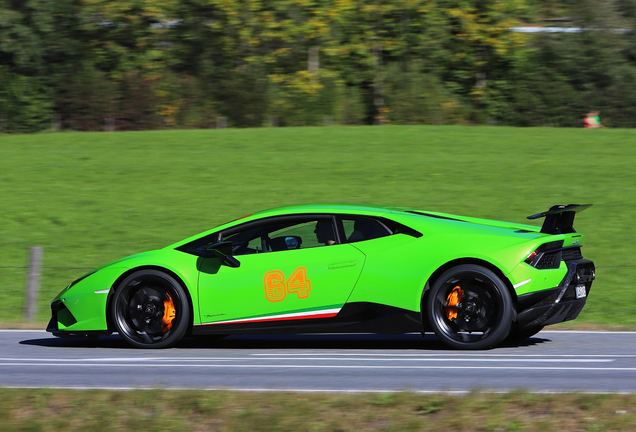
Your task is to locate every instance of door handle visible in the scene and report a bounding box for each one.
[327,260,358,270]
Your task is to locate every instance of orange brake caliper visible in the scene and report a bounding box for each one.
[445,286,464,321]
[162,293,176,332]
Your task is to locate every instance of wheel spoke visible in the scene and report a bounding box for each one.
[144,319,163,335]
[138,332,153,344]
[131,288,148,306]
[459,332,477,343]
[142,287,164,303]
[128,289,147,329]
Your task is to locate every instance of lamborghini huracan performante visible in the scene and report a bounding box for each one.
[47,204,595,350]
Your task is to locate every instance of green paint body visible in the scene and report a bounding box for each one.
[50,205,588,332]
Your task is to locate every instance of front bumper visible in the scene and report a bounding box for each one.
[516,259,595,329]
[47,300,111,338]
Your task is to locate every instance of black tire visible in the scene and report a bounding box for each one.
[426,265,513,350]
[111,269,190,348]
[506,325,544,342]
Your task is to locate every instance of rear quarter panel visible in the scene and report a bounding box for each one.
[347,215,552,312]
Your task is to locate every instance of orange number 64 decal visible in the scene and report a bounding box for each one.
[264,270,286,302]
[287,267,312,298]
[264,267,312,302]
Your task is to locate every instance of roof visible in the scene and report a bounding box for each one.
[251,204,398,218]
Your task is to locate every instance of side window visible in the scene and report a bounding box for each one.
[342,217,391,243]
[223,226,267,255]
[268,222,314,249]
[221,217,337,256]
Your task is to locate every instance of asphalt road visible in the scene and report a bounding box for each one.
[2,330,636,393]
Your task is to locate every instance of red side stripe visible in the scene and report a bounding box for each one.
[203,311,338,326]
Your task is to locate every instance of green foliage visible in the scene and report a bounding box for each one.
[55,64,117,131]
[268,71,342,126]
[500,25,636,127]
[156,73,219,129]
[1,0,636,129]
[0,0,81,132]
[338,85,367,125]
[0,68,52,133]
[116,72,162,130]
[216,69,269,128]
[79,0,173,79]
[383,62,463,125]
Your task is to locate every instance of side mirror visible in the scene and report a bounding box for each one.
[200,241,241,268]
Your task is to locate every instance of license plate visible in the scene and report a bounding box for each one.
[576,284,587,299]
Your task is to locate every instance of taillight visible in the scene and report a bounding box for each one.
[524,252,538,264]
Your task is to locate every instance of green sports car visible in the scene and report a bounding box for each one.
[47,204,595,350]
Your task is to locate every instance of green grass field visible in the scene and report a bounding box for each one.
[1,126,635,327]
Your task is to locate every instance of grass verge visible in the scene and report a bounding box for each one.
[2,388,636,431]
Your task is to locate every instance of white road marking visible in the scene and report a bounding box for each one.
[3,329,636,334]
[3,385,635,395]
[0,330,51,332]
[0,363,635,371]
[0,357,616,363]
[251,353,636,358]
[540,330,636,334]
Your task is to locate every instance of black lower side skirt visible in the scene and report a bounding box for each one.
[192,302,422,336]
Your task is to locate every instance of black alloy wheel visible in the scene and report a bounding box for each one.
[426,264,513,350]
[112,269,190,348]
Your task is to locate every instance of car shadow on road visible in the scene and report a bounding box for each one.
[20,333,550,350]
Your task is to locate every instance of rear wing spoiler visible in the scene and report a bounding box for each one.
[527,204,592,234]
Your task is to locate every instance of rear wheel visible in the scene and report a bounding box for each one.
[112,270,190,348]
[427,265,513,350]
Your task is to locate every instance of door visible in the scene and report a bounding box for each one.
[197,216,366,327]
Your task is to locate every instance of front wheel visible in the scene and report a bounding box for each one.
[112,270,190,348]
[426,265,513,350]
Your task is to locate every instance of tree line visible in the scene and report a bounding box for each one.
[1,0,636,133]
